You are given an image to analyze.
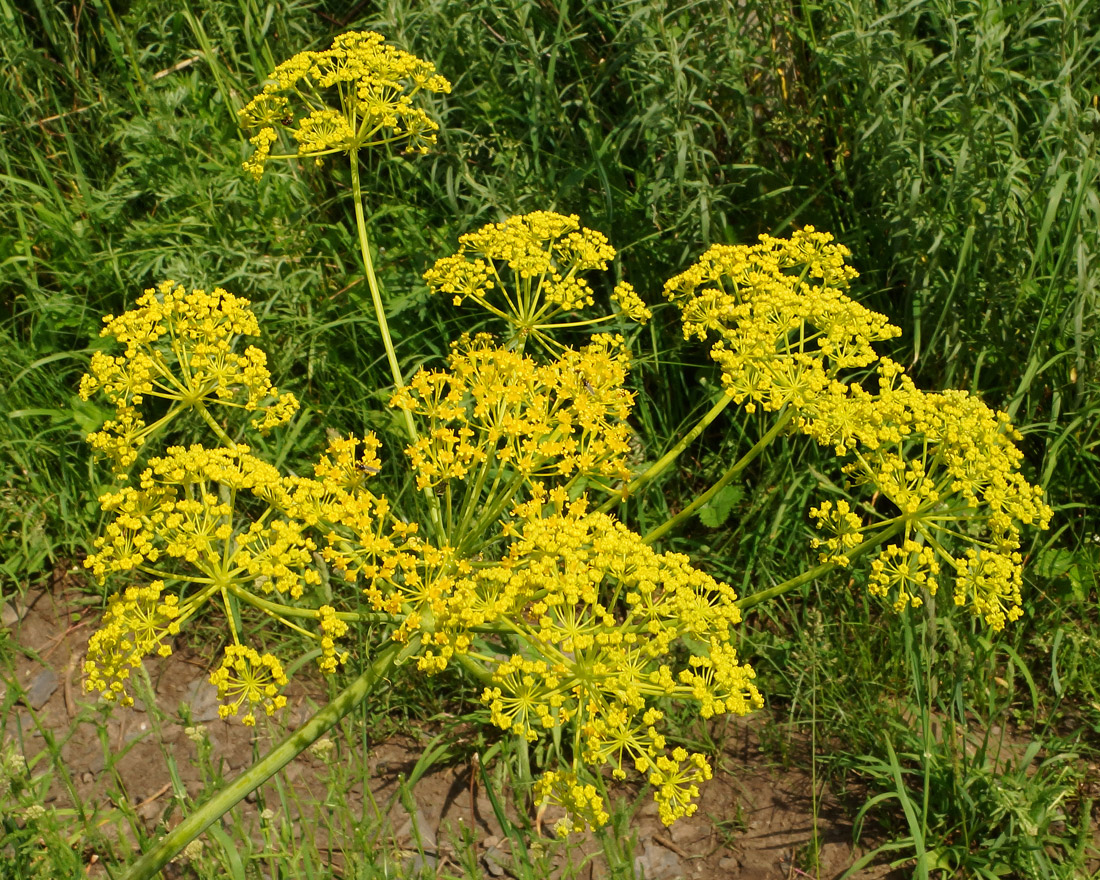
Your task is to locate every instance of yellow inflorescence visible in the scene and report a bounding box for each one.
[647,748,713,827]
[317,475,763,828]
[390,333,636,491]
[319,607,347,673]
[78,196,1053,841]
[456,489,762,828]
[669,229,1051,629]
[423,212,648,348]
[81,433,392,719]
[610,281,652,323]
[238,31,451,180]
[534,771,611,837]
[84,580,183,706]
[209,645,290,726]
[85,444,322,599]
[78,281,298,476]
[664,226,896,414]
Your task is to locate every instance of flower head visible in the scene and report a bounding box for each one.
[391,334,636,493]
[79,282,298,476]
[424,212,644,350]
[238,31,450,180]
[664,226,896,414]
[209,644,289,725]
[84,580,183,706]
[670,229,1049,630]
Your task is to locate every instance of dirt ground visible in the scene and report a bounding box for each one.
[2,574,899,880]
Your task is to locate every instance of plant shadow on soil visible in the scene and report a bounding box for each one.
[1,574,901,879]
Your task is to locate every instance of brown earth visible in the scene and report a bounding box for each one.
[2,573,899,880]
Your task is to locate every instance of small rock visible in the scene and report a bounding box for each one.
[405,851,438,874]
[669,819,699,846]
[634,842,683,880]
[24,668,59,709]
[137,799,162,826]
[81,771,95,784]
[1,602,19,627]
[83,745,106,775]
[483,845,508,877]
[718,855,740,871]
[123,720,150,744]
[395,808,436,850]
[182,677,221,723]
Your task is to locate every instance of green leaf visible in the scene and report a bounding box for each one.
[697,484,743,528]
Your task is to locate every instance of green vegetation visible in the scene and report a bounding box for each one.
[2,0,1098,877]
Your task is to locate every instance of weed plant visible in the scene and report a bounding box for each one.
[1,1,1097,879]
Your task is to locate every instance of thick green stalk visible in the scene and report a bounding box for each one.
[121,637,417,880]
[227,586,384,624]
[597,392,734,515]
[643,406,794,545]
[194,402,236,448]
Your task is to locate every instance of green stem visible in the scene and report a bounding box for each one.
[643,406,794,545]
[121,636,418,880]
[194,402,236,448]
[349,155,412,414]
[597,392,734,515]
[348,151,442,536]
[735,520,905,611]
[227,585,383,624]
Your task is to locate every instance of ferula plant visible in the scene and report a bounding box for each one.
[76,32,1050,876]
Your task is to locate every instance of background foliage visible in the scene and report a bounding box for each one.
[2,0,1099,876]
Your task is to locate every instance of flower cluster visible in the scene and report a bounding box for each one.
[803,359,1050,628]
[664,226,898,414]
[318,605,350,673]
[85,444,322,598]
[668,229,1050,629]
[237,30,451,180]
[390,333,636,497]
[318,474,764,827]
[79,403,392,718]
[80,22,1055,846]
[78,281,298,476]
[450,488,760,828]
[423,211,648,349]
[83,580,183,706]
[210,645,290,726]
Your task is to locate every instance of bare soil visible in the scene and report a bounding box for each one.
[2,574,899,879]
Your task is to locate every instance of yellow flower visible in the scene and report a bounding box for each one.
[534,770,610,836]
[648,748,713,826]
[238,31,451,180]
[79,282,298,476]
[664,226,896,414]
[808,499,864,565]
[390,334,636,496]
[423,212,643,349]
[610,281,651,323]
[459,492,761,828]
[84,580,183,706]
[807,366,1050,628]
[670,229,1050,630]
[317,605,350,673]
[209,644,289,725]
